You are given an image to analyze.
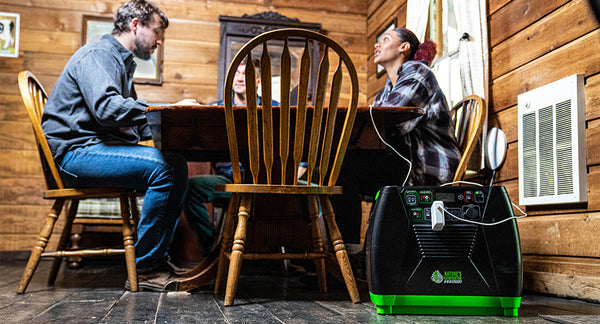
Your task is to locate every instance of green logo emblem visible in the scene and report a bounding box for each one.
[431,270,444,284]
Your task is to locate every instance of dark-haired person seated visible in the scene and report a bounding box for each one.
[332,28,461,244]
[182,58,280,258]
[41,0,199,291]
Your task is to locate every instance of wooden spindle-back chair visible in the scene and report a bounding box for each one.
[451,94,487,182]
[213,28,360,305]
[16,71,139,293]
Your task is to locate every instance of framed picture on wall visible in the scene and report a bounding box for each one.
[82,15,163,85]
[0,12,20,58]
[376,17,397,78]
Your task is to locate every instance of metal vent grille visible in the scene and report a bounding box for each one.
[517,74,587,205]
[413,224,478,258]
[522,112,537,198]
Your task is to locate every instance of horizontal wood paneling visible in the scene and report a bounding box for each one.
[517,212,600,257]
[0,206,51,234]
[524,270,600,301]
[490,30,600,112]
[0,121,37,150]
[491,0,598,79]
[0,178,46,206]
[272,0,367,15]
[585,73,600,121]
[489,0,570,47]
[488,0,512,15]
[523,255,600,300]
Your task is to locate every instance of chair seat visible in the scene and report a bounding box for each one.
[216,183,342,195]
[43,187,134,199]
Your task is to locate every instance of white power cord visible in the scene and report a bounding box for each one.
[369,105,412,187]
[437,204,527,227]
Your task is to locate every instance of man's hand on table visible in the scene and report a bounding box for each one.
[173,99,200,105]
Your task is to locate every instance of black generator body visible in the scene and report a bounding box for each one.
[365,185,522,316]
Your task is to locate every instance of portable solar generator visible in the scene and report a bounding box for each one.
[365,185,522,317]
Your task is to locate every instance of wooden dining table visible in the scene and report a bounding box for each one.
[145,104,424,291]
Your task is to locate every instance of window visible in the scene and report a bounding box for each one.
[428,0,462,107]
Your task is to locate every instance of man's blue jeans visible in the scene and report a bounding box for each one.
[59,143,188,273]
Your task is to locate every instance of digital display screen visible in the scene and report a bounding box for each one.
[435,192,455,203]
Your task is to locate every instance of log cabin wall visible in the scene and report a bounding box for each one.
[366,0,600,301]
[489,0,600,302]
[0,0,367,252]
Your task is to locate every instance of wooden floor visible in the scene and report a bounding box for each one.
[2,258,600,323]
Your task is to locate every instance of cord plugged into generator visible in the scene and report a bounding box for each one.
[431,200,445,231]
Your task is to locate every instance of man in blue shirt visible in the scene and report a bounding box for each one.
[41,0,198,291]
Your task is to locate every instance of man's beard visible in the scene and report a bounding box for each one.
[133,38,153,60]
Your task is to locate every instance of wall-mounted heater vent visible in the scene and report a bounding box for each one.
[517,74,587,206]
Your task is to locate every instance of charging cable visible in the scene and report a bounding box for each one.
[369,105,412,187]
[436,170,527,227]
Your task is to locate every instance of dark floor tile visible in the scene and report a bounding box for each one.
[156,292,226,323]
[540,314,600,324]
[101,291,161,323]
[31,299,118,324]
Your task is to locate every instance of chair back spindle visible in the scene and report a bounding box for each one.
[451,94,487,181]
[18,71,65,190]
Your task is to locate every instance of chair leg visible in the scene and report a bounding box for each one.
[224,194,252,306]
[128,192,140,240]
[119,194,138,292]
[214,193,240,295]
[48,199,79,284]
[17,199,66,294]
[67,231,83,268]
[308,195,327,293]
[320,196,360,303]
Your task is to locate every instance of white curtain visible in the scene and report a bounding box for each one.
[455,0,489,171]
[406,0,430,42]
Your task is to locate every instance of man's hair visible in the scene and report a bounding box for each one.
[112,0,168,35]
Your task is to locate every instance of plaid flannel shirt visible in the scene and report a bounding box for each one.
[373,60,461,186]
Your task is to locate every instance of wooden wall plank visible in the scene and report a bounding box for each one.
[488,0,512,15]
[0,95,27,121]
[490,30,600,112]
[165,19,220,43]
[491,0,598,80]
[367,0,387,18]
[524,270,600,301]
[0,121,37,151]
[19,30,80,55]
[272,0,367,15]
[0,206,51,234]
[489,0,570,47]
[517,212,600,257]
[585,73,600,121]
[587,119,600,166]
[488,104,517,142]
[0,178,47,206]
[0,150,43,179]
[523,255,600,277]
[366,0,402,37]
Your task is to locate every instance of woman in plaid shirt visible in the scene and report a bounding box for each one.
[373,27,460,186]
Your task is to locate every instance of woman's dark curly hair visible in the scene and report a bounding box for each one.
[113,0,168,35]
[393,27,437,66]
